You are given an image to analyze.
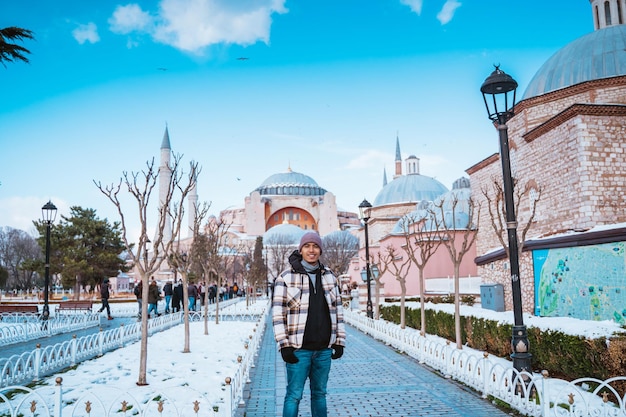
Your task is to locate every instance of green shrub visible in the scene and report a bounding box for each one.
[378,304,626,381]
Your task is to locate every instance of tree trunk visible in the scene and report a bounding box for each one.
[182,272,190,353]
[454,263,462,350]
[137,274,150,385]
[419,268,426,336]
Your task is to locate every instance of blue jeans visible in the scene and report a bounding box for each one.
[188,296,195,311]
[147,303,158,316]
[165,295,172,312]
[283,348,332,417]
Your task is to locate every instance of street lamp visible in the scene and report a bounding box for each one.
[41,200,57,320]
[358,199,374,319]
[480,66,532,374]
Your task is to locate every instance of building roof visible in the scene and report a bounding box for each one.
[373,174,448,206]
[255,169,327,196]
[523,25,626,99]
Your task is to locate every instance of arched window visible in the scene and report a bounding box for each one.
[618,0,623,24]
[605,1,612,25]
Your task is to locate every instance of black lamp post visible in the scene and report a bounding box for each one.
[480,66,532,374]
[41,200,57,320]
[358,199,374,319]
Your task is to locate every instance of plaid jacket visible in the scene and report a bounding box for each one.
[272,265,346,350]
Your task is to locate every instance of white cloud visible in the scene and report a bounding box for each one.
[107,0,288,54]
[437,0,461,25]
[72,22,100,44]
[109,4,153,34]
[400,0,423,15]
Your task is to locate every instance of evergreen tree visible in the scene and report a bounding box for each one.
[0,27,34,67]
[33,207,128,296]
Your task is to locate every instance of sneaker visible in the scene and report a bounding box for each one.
[108,316,114,320]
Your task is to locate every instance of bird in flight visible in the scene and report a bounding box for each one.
[236,57,249,61]
[157,67,168,71]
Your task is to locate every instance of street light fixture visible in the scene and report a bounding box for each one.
[358,199,374,319]
[480,66,532,374]
[41,200,57,320]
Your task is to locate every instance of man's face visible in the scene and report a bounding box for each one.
[300,242,321,264]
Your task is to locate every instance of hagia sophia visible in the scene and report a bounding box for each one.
[144,0,626,324]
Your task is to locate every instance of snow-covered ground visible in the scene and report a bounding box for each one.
[27,299,270,415]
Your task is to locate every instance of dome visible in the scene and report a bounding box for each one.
[523,25,626,99]
[263,223,306,244]
[433,178,473,229]
[373,174,448,206]
[256,170,327,196]
[391,177,472,233]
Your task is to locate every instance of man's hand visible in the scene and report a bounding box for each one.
[280,347,299,363]
[331,344,343,360]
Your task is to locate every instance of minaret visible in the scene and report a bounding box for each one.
[394,134,402,179]
[590,0,625,29]
[158,126,173,243]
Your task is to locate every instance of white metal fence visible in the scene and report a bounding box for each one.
[0,313,100,346]
[345,310,626,417]
[0,300,268,417]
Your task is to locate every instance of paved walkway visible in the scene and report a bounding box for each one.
[237,316,515,417]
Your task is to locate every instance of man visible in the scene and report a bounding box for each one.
[272,231,346,417]
[163,280,173,313]
[147,280,160,317]
[98,278,113,320]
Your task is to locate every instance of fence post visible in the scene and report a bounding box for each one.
[119,323,125,348]
[54,377,63,417]
[541,370,550,417]
[34,343,41,381]
[98,328,104,356]
[225,376,233,416]
[481,352,489,399]
[71,335,77,366]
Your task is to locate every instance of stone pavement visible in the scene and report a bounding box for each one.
[237,316,515,417]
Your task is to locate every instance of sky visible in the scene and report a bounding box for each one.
[0,0,594,241]
[3,299,622,414]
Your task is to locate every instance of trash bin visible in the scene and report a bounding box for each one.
[480,284,504,312]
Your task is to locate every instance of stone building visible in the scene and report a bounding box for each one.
[468,0,626,322]
[349,137,480,299]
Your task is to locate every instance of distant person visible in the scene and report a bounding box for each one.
[98,278,113,320]
[272,232,346,417]
[187,282,198,311]
[134,281,143,319]
[172,280,183,312]
[147,280,160,317]
[163,280,173,313]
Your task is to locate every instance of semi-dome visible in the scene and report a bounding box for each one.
[263,223,306,244]
[256,169,327,196]
[373,174,448,206]
[523,25,626,99]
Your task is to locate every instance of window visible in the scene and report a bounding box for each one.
[605,1,612,25]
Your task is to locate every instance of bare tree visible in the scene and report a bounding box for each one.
[95,155,199,385]
[321,230,358,276]
[397,209,442,331]
[432,192,479,349]
[193,214,233,326]
[0,227,40,290]
[481,176,541,259]
[377,243,412,327]
[172,201,210,352]
[264,234,298,288]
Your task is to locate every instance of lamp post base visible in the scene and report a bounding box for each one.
[511,324,532,374]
